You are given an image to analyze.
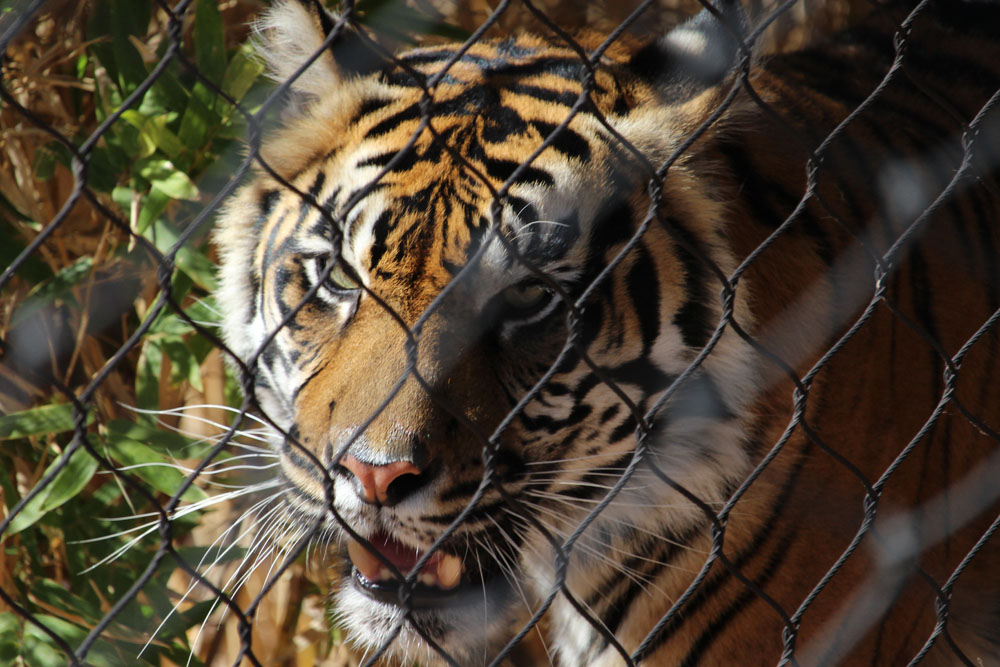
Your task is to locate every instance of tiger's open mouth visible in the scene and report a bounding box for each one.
[346,532,479,608]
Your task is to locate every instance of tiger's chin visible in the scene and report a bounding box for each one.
[335,532,520,665]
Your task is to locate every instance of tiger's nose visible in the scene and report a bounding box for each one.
[339,454,425,506]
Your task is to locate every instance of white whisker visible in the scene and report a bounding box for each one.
[184,511,299,666]
[122,405,277,449]
[126,403,272,428]
[523,451,633,466]
[139,492,285,658]
[74,480,280,554]
[108,460,279,478]
[478,517,556,665]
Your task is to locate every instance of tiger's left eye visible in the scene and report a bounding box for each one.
[501,282,550,314]
[326,262,360,291]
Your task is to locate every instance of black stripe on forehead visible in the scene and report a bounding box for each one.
[392,40,591,86]
[359,110,559,192]
[508,83,581,107]
[367,209,393,271]
[362,192,578,280]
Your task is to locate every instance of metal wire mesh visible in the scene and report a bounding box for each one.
[1,0,999,665]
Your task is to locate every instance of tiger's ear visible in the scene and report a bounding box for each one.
[255,0,385,106]
[628,0,747,99]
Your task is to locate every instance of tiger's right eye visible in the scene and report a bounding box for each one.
[493,280,558,324]
[501,282,549,312]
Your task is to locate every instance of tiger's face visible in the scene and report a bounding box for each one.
[216,1,756,662]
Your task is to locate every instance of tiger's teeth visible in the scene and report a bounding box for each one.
[349,538,465,590]
[436,554,463,589]
[346,540,381,582]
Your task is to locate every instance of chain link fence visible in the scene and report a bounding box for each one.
[1,0,999,665]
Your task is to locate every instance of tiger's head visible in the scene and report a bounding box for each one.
[215,0,758,662]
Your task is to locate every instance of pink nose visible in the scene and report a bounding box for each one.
[340,454,422,505]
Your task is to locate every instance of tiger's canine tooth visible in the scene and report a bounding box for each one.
[346,540,381,582]
[436,554,462,589]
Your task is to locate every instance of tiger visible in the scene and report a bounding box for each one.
[213,0,1000,664]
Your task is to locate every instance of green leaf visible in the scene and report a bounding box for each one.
[153,170,200,201]
[31,579,101,624]
[111,184,133,213]
[75,53,89,79]
[119,110,157,158]
[103,435,207,502]
[23,614,130,667]
[27,254,92,297]
[92,477,123,505]
[121,0,151,35]
[26,255,92,302]
[194,0,226,88]
[122,110,185,158]
[86,1,115,80]
[105,420,214,457]
[86,145,123,192]
[144,114,185,158]
[148,218,218,291]
[0,613,16,635]
[162,338,203,392]
[145,303,220,339]
[0,613,19,663]
[0,639,17,662]
[20,635,65,667]
[141,68,189,118]
[120,109,144,128]
[118,118,155,158]
[177,88,215,155]
[109,0,149,95]
[5,445,100,536]
[0,403,93,440]
[138,159,199,201]
[147,309,195,337]
[136,185,171,235]
[0,453,19,530]
[168,263,196,304]
[135,337,163,412]
[183,297,222,332]
[221,44,264,104]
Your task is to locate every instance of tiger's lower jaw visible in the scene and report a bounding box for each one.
[335,531,519,663]
[335,569,518,665]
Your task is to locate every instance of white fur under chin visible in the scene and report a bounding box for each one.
[335,579,517,666]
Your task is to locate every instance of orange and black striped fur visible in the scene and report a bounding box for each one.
[215,0,1000,664]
